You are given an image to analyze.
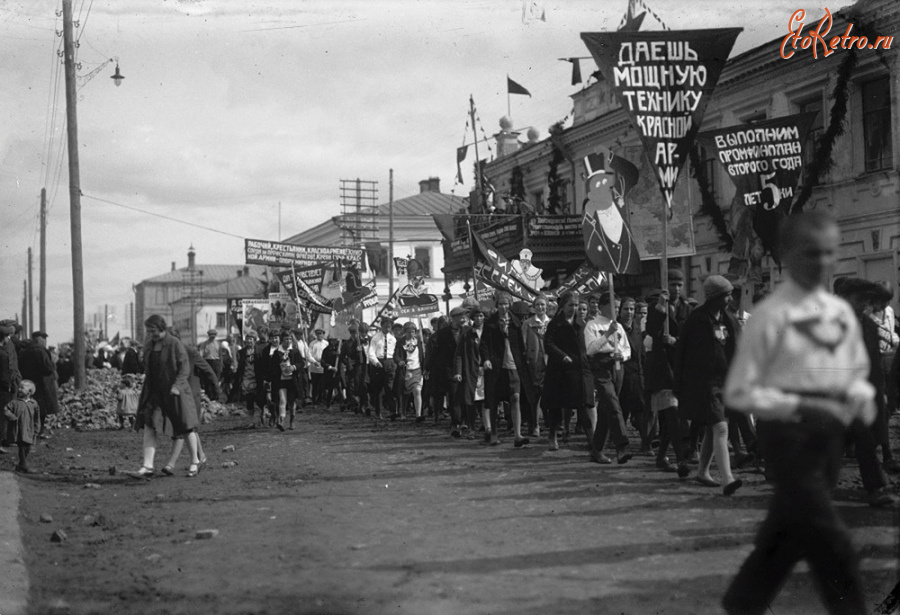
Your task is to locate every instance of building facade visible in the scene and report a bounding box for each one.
[133,246,268,344]
[482,0,899,312]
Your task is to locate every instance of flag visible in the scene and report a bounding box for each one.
[456,145,468,184]
[470,226,539,302]
[110,332,120,346]
[507,76,531,97]
[619,0,646,32]
[568,58,582,85]
[545,262,607,299]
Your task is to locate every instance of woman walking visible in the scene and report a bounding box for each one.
[131,315,202,478]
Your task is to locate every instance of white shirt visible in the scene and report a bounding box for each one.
[583,314,631,361]
[309,339,327,374]
[367,330,396,365]
[401,337,421,371]
[724,276,874,426]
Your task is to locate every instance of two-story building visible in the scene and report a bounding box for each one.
[482,0,898,312]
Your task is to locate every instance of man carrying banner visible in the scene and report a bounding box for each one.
[584,291,633,464]
[366,318,397,421]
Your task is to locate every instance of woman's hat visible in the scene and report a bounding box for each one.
[703,275,733,301]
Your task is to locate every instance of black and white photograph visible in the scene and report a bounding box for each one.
[0,0,898,613]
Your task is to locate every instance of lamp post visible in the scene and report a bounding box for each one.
[62,0,123,390]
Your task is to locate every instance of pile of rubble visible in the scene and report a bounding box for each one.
[46,369,240,431]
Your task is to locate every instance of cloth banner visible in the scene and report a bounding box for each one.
[545,262,607,299]
[581,146,642,274]
[226,298,246,335]
[581,28,742,213]
[697,112,817,262]
[267,292,299,330]
[470,227,539,302]
[245,238,363,268]
[275,269,332,314]
[241,300,271,336]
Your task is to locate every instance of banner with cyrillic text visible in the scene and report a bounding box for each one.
[581,29,741,213]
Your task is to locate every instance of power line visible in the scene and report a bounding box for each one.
[82,193,247,239]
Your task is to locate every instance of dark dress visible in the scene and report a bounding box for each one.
[542,313,593,409]
[672,303,737,425]
[17,342,59,420]
[480,312,528,408]
[135,334,198,438]
[454,326,483,406]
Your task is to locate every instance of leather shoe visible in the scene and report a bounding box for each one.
[616,448,633,464]
[723,479,743,496]
[868,487,899,508]
[590,453,613,464]
[676,463,690,479]
[514,438,530,448]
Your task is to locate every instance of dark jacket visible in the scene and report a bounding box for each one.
[0,338,23,407]
[520,315,547,407]
[266,345,303,389]
[185,346,220,409]
[672,303,737,424]
[644,300,693,393]
[620,321,644,383]
[480,311,528,407]
[542,313,593,409]
[454,326,483,406]
[426,325,461,393]
[137,334,198,435]
[17,342,60,416]
[120,347,142,375]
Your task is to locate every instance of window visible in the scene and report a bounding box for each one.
[215,312,226,329]
[798,96,824,184]
[862,77,893,172]
[532,190,545,214]
[413,247,431,278]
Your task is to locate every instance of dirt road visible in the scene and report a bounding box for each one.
[11,407,900,614]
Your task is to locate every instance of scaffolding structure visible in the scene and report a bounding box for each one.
[338,179,379,247]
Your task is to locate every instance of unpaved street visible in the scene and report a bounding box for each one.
[12,408,900,614]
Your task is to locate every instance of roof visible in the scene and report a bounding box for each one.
[202,275,268,298]
[139,264,269,285]
[377,191,465,216]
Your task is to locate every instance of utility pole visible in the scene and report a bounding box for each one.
[39,188,47,332]
[62,0,86,390]
[104,304,108,341]
[27,247,34,334]
[22,281,28,335]
[388,170,394,299]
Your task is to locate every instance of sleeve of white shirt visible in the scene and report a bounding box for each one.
[366,334,379,364]
[618,330,631,363]
[724,307,801,421]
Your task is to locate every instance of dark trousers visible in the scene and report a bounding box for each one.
[848,419,887,493]
[590,362,629,455]
[310,372,324,403]
[656,405,685,464]
[619,370,646,438]
[463,402,481,432]
[17,443,30,468]
[367,359,396,418]
[727,409,758,455]
[723,419,865,615]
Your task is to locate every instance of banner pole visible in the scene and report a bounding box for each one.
[661,205,670,338]
[609,274,620,373]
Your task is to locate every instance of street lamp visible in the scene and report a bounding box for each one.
[110,63,124,86]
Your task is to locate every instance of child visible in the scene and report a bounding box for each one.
[4,380,40,473]
[116,375,139,430]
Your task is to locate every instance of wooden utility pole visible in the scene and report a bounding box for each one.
[27,248,34,334]
[39,188,47,332]
[62,0,86,389]
[22,281,28,335]
[388,170,394,299]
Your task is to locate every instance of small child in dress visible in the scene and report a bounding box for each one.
[116,375,139,430]
[4,380,40,473]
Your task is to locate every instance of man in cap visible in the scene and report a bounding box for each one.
[426,307,466,430]
[198,329,222,379]
[17,331,60,439]
[455,305,487,439]
[341,321,369,414]
[0,321,21,453]
[836,278,900,485]
[722,212,877,614]
[367,318,397,420]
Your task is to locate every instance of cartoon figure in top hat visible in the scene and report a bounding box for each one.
[581,145,642,274]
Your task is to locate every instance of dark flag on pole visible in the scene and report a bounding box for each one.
[581,146,642,274]
[456,145,468,184]
[581,28,742,214]
[470,225,538,302]
[569,58,582,85]
[507,76,531,97]
[697,112,817,263]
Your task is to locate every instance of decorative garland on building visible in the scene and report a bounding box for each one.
[791,48,857,213]
[689,145,733,252]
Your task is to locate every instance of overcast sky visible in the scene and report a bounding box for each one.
[0,0,819,342]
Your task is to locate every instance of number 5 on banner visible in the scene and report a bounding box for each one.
[759,172,779,210]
